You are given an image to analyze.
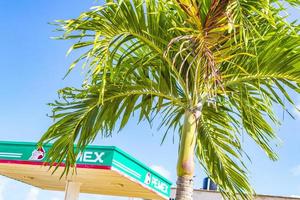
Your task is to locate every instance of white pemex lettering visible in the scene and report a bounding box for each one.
[76,151,105,163]
[151,176,168,193]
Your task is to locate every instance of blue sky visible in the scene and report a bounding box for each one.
[0,1,299,199]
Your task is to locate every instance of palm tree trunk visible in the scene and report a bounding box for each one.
[176,176,194,200]
[175,111,198,200]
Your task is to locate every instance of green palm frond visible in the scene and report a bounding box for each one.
[197,117,253,199]
[39,75,185,173]
[39,0,300,199]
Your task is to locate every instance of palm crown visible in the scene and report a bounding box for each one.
[39,0,300,199]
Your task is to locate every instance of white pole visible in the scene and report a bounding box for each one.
[64,181,81,200]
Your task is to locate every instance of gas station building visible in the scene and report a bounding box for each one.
[0,141,298,200]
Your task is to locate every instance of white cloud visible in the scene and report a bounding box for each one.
[290,195,300,198]
[0,178,5,200]
[50,197,62,200]
[26,187,39,200]
[150,165,171,180]
[291,165,300,176]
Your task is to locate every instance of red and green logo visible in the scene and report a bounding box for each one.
[29,147,45,160]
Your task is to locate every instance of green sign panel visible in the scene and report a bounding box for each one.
[0,141,172,199]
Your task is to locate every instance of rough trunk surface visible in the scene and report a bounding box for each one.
[175,176,194,200]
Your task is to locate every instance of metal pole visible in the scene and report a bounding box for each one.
[64,181,81,200]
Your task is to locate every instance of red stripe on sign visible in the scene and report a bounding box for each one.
[0,160,111,170]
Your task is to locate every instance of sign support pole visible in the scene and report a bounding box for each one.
[64,180,81,200]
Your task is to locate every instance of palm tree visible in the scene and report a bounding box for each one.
[39,0,300,199]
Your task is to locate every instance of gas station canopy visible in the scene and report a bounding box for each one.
[0,141,172,200]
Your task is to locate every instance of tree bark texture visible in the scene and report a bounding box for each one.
[175,176,194,200]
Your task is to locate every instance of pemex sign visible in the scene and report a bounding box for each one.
[0,141,172,199]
